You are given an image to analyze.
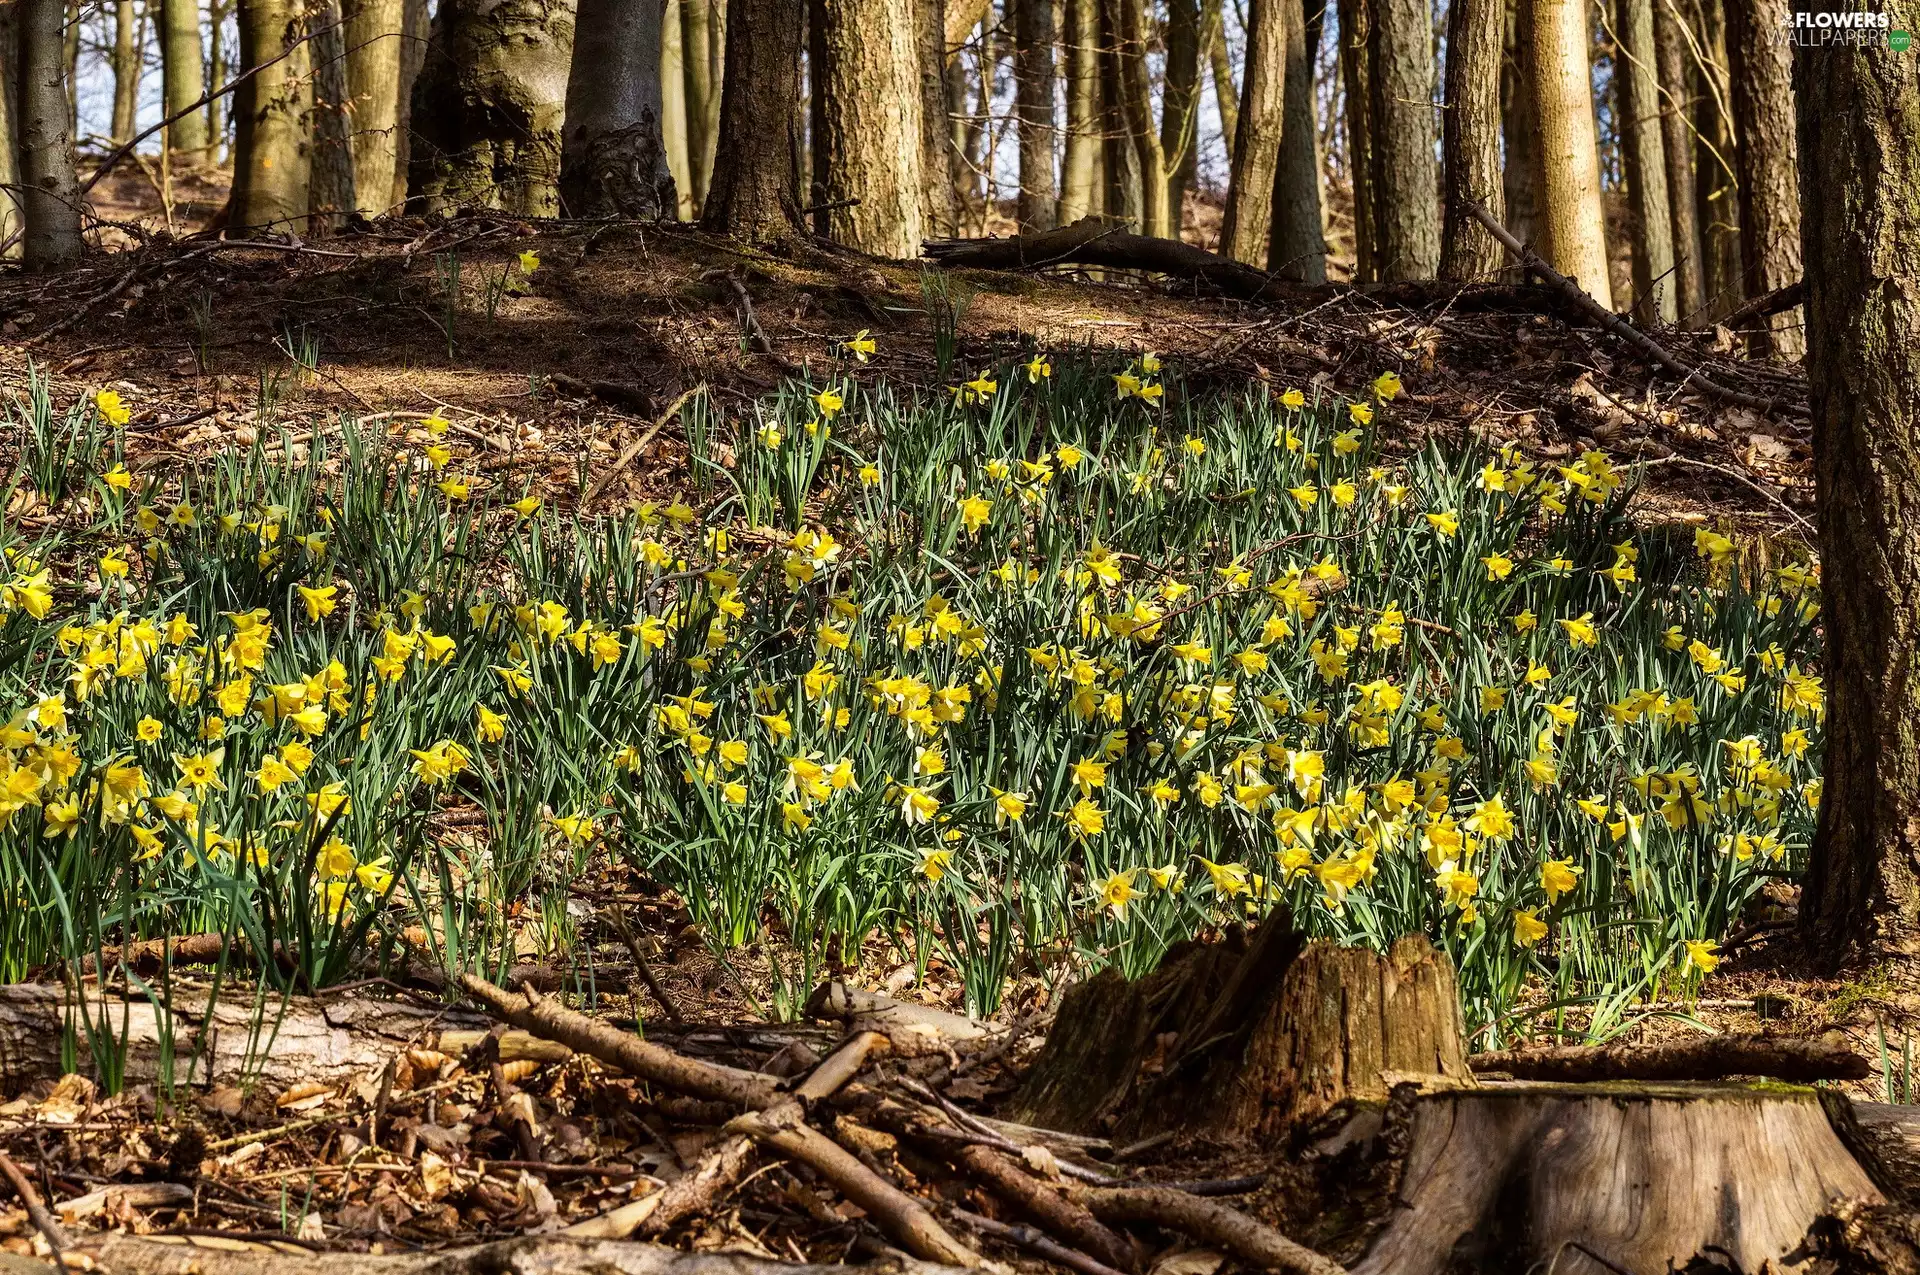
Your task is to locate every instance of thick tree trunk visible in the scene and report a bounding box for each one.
[343,0,405,216]
[1653,0,1704,320]
[1269,0,1324,279]
[1500,0,1538,254]
[1013,0,1058,231]
[1692,0,1741,318]
[1219,0,1287,263]
[1615,0,1676,321]
[560,0,676,217]
[700,0,805,241]
[1058,0,1101,223]
[914,0,958,235]
[1367,0,1438,279]
[681,0,718,213]
[1160,0,1199,238]
[1724,0,1801,357]
[1336,0,1375,280]
[1794,4,1920,969]
[308,0,357,233]
[408,0,574,217]
[230,0,311,231]
[1438,0,1503,279]
[816,0,925,254]
[0,8,20,260]
[159,0,209,154]
[1526,0,1611,307]
[110,0,141,145]
[17,0,84,270]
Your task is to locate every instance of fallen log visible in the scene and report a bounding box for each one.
[1469,1031,1869,1083]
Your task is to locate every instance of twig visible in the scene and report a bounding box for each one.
[602,906,687,1025]
[580,384,706,510]
[1636,453,1815,535]
[702,269,798,371]
[0,1149,70,1256]
[952,1206,1132,1275]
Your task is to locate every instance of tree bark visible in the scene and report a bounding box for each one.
[914,0,958,235]
[1161,0,1199,238]
[110,0,141,145]
[1058,0,1102,222]
[1724,0,1801,357]
[661,0,692,216]
[230,0,311,231]
[308,0,357,233]
[1526,0,1612,307]
[407,0,574,216]
[1653,0,1704,320]
[681,0,718,213]
[1336,0,1375,280]
[1500,0,1538,254]
[1268,0,1324,279]
[342,0,405,216]
[1794,2,1920,970]
[1205,0,1237,151]
[815,0,925,254]
[1368,0,1438,278]
[1013,0,1059,231]
[560,0,676,217]
[0,7,20,260]
[159,0,209,155]
[1616,0,1676,321]
[390,0,429,207]
[17,0,84,270]
[1107,0,1167,237]
[1219,0,1287,263]
[207,0,229,153]
[700,0,805,242]
[1692,0,1741,318]
[1438,0,1503,278]
[1097,0,1138,226]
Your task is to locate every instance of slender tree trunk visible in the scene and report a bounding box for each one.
[161,0,209,154]
[1793,3,1920,969]
[561,0,676,217]
[1059,0,1101,221]
[1369,0,1438,278]
[343,0,404,216]
[662,0,692,217]
[207,0,228,153]
[807,0,826,221]
[1269,0,1324,278]
[1526,0,1611,307]
[1161,0,1198,238]
[1652,0,1703,320]
[1108,0,1168,237]
[950,32,977,221]
[700,0,805,241]
[308,0,356,233]
[64,2,81,136]
[914,0,958,235]
[1014,0,1059,231]
[816,0,925,254]
[1097,0,1139,226]
[18,0,84,269]
[1723,0,1801,357]
[681,0,717,213]
[1438,0,1503,278]
[1220,0,1287,263]
[392,0,428,208]
[407,0,574,216]
[1205,0,1237,149]
[1501,0,1538,253]
[111,0,141,145]
[1691,0,1740,318]
[0,7,19,259]
[1336,0,1375,280]
[1615,0,1675,321]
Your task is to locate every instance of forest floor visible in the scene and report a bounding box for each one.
[0,193,1889,1269]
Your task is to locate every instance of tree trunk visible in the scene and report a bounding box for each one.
[1336,0,1375,280]
[343,0,405,216]
[1653,0,1704,320]
[1097,0,1138,226]
[1692,0,1740,318]
[308,0,357,233]
[816,0,925,254]
[1724,0,1801,357]
[681,0,718,213]
[560,0,676,217]
[1161,0,1199,238]
[0,7,20,260]
[391,0,429,207]
[1526,0,1611,307]
[1013,0,1058,231]
[1058,0,1101,223]
[160,0,209,154]
[1219,0,1287,263]
[1268,0,1324,279]
[1367,0,1438,279]
[1794,3,1920,970]
[1616,0,1676,321]
[700,0,805,241]
[914,0,958,235]
[1438,0,1503,279]
[1205,0,1237,152]
[661,0,692,217]
[1105,0,1166,237]
[407,0,574,217]
[207,0,228,153]
[1500,0,1538,255]
[110,0,141,145]
[230,0,311,231]
[17,0,84,270]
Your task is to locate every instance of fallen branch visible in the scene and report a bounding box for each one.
[0,1149,70,1257]
[1468,1031,1868,1083]
[952,1206,1132,1275]
[550,372,657,414]
[1722,280,1806,329]
[1074,1185,1344,1275]
[943,1143,1135,1272]
[580,384,706,512]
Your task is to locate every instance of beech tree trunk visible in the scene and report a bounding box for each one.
[1615,0,1676,321]
[1500,0,1539,253]
[392,0,429,206]
[816,0,925,254]
[408,0,575,216]
[1097,0,1139,226]
[1219,0,1287,263]
[343,0,406,216]
[914,0,958,236]
[560,0,676,217]
[1692,0,1741,318]
[1794,2,1920,970]
[1526,0,1612,307]
[110,0,141,145]
[1108,0,1168,237]
[307,0,357,233]
[17,0,84,270]
[681,0,718,213]
[1438,0,1503,279]
[231,0,311,231]
[1337,0,1375,280]
[1653,0,1704,320]
[207,0,228,150]
[1724,0,1802,357]
[0,7,20,260]
[159,0,209,154]
[1367,0,1438,279]
[700,0,804,242]
[1269,0,1324,279]
[1014,0,1058,231]
[1058,0,1102,223]
[1161,0,1199,238]
[1206,0,1237,152]
[661,0,692,216]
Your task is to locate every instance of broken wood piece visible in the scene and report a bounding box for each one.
[436,1028,574,1064]
[56,1181,194,1222]
[797,1030,891,1101]
[806,982,999,1054]
[0,1149,70,1256]
[580,384,706,511]
[1468,1031,1869,1083]
[1722,279,1807,329]
[562,1187,665,1238]
[952,1206,1132,1275]
[1075,1185,1344,1275]
[942,1143,1135,1272]
[550,372,657,413]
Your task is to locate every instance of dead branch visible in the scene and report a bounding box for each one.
[1722,280,1806,329]
[550,372,658,414]
[1469,1032,1869,1083]
[943,1144,1135,1272]
[952,1207,1132,1275]
[1074,1185,1344,1275]
[0,1149,71,1257]
[601,902,691,1024]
